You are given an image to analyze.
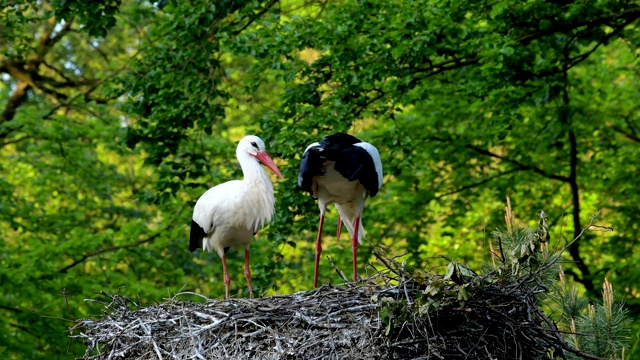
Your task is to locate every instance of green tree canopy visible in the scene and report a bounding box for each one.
[1,0,639,358]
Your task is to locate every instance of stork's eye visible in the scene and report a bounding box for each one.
[250,141,258,148]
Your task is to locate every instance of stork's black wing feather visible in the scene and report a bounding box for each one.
[322,132,361,147]
[298,144,324,197]
[298,132,381,198]
[189,220,206,252]
[333,145,380,197]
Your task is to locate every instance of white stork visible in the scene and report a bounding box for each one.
[298,132,383,287]
[190,135,284,299]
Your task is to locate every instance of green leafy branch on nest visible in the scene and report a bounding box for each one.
[373,197,627,359]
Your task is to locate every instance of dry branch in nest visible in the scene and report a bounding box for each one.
[71,270,607,360]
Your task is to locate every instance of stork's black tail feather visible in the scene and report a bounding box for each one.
[298,145,324,196]
[189,220,206,252]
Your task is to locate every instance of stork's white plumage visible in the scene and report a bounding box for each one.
[190,135,283,299]
[298,132,383,288]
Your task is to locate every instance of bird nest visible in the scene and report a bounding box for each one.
[70,263,602,360]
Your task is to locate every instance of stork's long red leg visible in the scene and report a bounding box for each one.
[351,215,361,283]
[222,254,231,299]
[336,215,343,240]
[244,248,254,298]
[313,210,326,288]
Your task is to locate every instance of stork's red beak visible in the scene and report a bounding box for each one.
[255,151,284,179]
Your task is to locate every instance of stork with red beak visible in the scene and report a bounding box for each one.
[190,135,284,299]
[298,132,383,288]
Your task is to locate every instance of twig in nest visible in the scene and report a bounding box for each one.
[538,212,603,274]
[326,255,349,284]
[401,262,412,305]
[373,251,401,276]
[60,288,77,323]
[497,236,506,263]
[588,224,614,232]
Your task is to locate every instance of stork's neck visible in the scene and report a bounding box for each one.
[237,152,274,190]
[236,150,276,233]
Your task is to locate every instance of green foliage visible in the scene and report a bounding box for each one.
[375,205,631,358]
[50,0,122,37]
[488,200,556,281]
[552,275,630,359]
[117,0,282,201]
[375,294,411,336]
[1,0,640,358]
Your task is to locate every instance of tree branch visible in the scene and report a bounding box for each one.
[472,144,569,182]
[0,135,31,148]
[424,135,571,183]
[404,56,479,75]
[232,0,280,35]
[564,16,637,69]
[1,81,31,122]
[434,168,522,200]
[560,70,594,293]
[607,122,640,144]
[36,14,58,59]
[400,7,640,86]
[37,17,75,60]
[562,269,588,287]
[9,322,32,334]
[41,60,72,82]
[57,231,163,274]
[514,7,640,45]
[466,143,570,182]
[403,57,480,87]
[0,15,80,127]
[352,89,386,120]
[33,73,100,88]
[622,113,638,137]
[0,304,24,313]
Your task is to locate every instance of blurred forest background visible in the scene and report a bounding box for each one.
[1,0,639,358]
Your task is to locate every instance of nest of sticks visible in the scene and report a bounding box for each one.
[70,261,603,360]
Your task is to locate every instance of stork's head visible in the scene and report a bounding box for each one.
[238,135,284,179]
